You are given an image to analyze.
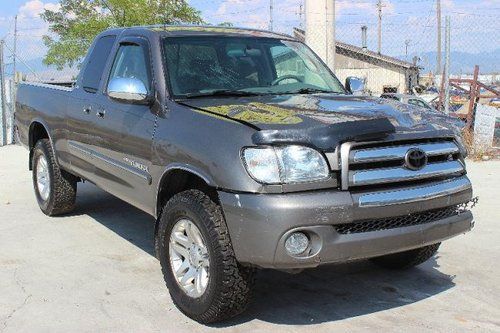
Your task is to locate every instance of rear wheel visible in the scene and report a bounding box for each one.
[32,139,77,216]
[156,189,255,323]
[370,243,441,269]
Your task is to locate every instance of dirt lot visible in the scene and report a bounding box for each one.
[1,144,499,332]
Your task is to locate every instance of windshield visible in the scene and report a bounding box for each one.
[162,36,346,98]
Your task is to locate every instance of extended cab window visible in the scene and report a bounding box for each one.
[108,44,151,92]
[81,35,116,93]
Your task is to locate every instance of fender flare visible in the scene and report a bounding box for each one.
[154,163,217,218]
[28,118,58,169]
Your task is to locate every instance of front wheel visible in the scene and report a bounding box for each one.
[32,139,77,216]
[156,190,255,323]
[370,243,441,269]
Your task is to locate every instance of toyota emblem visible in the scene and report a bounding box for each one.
[405,148,428,170]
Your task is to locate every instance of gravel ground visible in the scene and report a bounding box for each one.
[1,144,499,333]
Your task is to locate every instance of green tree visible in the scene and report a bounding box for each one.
[41,0,204,69]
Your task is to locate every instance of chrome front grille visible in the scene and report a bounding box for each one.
[332,140,464,190]
[350,141,459,164]
[350,160,464,187]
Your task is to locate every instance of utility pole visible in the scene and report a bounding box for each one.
[0,40,7,146]
[436,0,442,75]
[444,16,451,114]
[299,1,304,29]
[325,0,335,71]
[405,39,411,61]
[269,0,274,32]
[377,0,384,54]
[305,0,335,71]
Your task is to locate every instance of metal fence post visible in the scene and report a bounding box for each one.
[0,40,7,146]
[444,16,451,115]
[9,78,16,143]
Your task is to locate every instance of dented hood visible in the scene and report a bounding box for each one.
[181,94,460,150]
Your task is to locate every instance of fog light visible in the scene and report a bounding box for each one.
[285,232,309,255]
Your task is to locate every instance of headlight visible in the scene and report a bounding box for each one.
[242,146,329,184]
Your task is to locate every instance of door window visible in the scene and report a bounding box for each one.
[108,44,151,92]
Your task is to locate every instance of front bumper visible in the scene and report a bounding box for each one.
[219,176,474,269]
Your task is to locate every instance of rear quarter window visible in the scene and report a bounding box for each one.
[81,35,116,93]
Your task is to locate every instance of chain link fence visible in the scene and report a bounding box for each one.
[0,14,80,145]
[1,0,499,147]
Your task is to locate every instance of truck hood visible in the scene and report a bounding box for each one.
[181,94,460,150]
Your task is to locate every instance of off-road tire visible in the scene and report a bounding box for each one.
[156,190,255,324]
[32,139,77,216]
[370,243,441,269]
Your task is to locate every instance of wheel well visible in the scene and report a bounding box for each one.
[156,169,219,219]
[28,122,49,170]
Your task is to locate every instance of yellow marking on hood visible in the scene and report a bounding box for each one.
[205,102,303,125]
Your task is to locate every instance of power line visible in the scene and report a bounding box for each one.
[410,0,435,50]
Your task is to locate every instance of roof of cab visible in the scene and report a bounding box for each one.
[111,25,295,39]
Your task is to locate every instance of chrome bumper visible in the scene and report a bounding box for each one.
[357,176,472,208]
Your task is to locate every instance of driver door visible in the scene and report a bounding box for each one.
[90,37,157,213]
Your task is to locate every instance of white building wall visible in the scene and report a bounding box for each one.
[335,53,407,95]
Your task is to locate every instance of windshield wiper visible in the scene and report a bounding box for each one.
[182,90,265,99]
[282,88,336,95]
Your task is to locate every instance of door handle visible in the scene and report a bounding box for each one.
[83,107,91,114]
[96,109,106,118]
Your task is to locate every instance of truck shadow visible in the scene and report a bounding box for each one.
[70,182,157,255]
[231,257,455,326]
[72,183,455,326]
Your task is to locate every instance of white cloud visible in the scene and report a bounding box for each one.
[205,0,301,32]
[0,0,62,62]
[19,0,60,19]
[337,0,395,18]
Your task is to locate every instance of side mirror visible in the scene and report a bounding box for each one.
[108,77,150,104]
[345,77,365,95]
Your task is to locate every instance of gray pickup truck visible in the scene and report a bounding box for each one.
[15,26,475,323]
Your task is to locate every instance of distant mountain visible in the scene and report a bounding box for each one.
[400,49,500,75]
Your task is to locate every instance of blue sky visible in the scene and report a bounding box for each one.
[0,0,498,65]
